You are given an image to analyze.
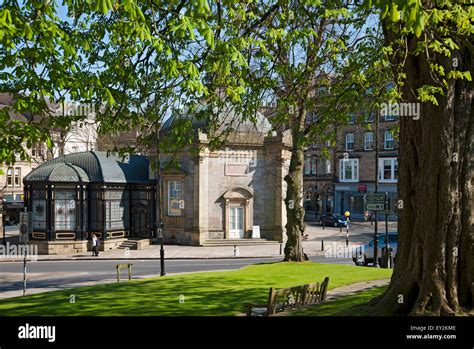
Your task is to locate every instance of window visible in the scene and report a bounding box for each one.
[54,191,76,231]
[349,195,365,214]
[384,131,394,149]
[31,144,43,158]
[365,112,375,122]
[345,133,354,151]
[339,159,359,182]
[304,157,311,175]
[6,167,13,187]
[32,190,47,230]
[5,167,21,187]
[304,157,317,175]
[379,158,398,182]
[311,157,316,174]
[348,113,356,124]
[72,146,78,153]
[364,132,374,150]
[168,180,182,216]
[14,168,21,187]
[324,159,331,174]
[105,191,129,230]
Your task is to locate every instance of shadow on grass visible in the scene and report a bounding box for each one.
[289,286,388,316]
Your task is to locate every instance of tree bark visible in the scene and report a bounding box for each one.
[284,107,306,262]
[371,28,473,315]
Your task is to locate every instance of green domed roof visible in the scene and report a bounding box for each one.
[24,151,153,184]
[25,163,90,183]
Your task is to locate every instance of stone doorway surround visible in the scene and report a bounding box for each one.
[222,187,253,239]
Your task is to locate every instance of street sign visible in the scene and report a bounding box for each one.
[365,203,385,211]
[19,212,33,243]
[365,193,386,203]
[364,193,387,212]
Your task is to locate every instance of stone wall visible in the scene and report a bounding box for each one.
[29,240,88,255]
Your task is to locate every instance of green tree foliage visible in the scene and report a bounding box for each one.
[0,0,250,164]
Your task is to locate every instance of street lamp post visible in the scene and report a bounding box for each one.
[158,222,166,276]
[1,186,6,246]
[373,110,380,268]
[384,192,391,268]
[1,208,5,247]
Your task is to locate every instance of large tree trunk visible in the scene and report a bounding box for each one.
[371,29,473,315]
[284,109,306,262]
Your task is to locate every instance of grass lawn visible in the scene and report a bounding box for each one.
[290,286,388,316]
[0,262,392,316]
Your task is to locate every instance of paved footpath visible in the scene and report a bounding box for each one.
[0,221,397,262]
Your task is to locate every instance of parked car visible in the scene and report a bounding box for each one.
[352,232,398,266]
[319,214,348,227]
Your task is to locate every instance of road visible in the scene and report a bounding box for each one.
[0,256,353,298]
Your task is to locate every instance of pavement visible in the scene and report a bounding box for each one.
[0,221,397,262]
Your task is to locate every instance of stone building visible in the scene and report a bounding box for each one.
[23,151,156,254]
[157,107,291,246]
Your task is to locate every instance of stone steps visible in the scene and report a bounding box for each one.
[117,238,150,250]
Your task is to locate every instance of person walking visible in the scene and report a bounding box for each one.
[91,233,100,257]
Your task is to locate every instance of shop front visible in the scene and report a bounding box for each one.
[334,183,398,221]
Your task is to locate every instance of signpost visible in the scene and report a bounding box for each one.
[19,212,32,244]
[19,211,32,296]
[364,193,390,268]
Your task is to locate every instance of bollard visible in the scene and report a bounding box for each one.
[279,243,283,255]
[116,263,133,282]
[233,245,240,257]
[321,240,324,251]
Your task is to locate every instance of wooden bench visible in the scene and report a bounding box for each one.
[244,277,329,316]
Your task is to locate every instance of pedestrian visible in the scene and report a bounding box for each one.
[369,211,374,226]
[91,233,100,257]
